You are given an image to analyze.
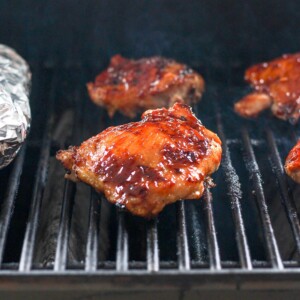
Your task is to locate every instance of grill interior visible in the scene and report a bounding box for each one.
[1,0,300,294]
[1,62,300,273]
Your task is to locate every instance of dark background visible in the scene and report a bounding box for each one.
[1,0,300,70]
[1,0,300,267]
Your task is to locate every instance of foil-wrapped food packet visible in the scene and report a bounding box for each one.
[0,44,31,169]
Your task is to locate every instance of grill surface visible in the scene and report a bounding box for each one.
[0,62,300,287]
[1,0,300,298]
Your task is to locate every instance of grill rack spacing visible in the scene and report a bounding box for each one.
[0,63,300,292]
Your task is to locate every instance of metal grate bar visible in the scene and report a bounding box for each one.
[54,180,76,271]
[0,147,26,267]
[216,112,252,270]
[266,128,300,257]
[241,128,284,269]
[85,190,100,271]
[19,69,55,272]
[116,210,128,271]
[19,135,52,272]
[146,218,159,272]
[176,202,191,270]
[203,189,221,270]
[188,204,207,262]
[54,82,84,272]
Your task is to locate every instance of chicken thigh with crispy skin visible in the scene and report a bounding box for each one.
[285,140,300,183]
[56,103,222,218]
[87,55,205,118]
[234,53,300,123]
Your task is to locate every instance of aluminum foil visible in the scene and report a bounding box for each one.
[0,44,31,169]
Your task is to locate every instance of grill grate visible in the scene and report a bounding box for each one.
[0,147,26,267]
[147,217,159,272]
[203,189,221,270]
[85,190,100,272]
[0,62,300,291]
[216,112,252,270]
[266,129,300,257]
[241,128,283,269]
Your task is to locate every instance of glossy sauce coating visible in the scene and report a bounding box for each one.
[235,53,300,123]
[87,55,205,118]
[57,103,222,218]
[285,140,300,183]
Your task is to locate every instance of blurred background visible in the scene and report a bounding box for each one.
[1,0,300,70]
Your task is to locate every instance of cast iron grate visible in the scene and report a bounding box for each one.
[0,61,300,290]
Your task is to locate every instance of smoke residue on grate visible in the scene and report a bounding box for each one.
[0,61,299,276]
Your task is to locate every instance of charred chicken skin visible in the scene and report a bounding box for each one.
[234,53,300,123]
[56,103,222,218]
[87,55,205,118]
[285,140,300,183]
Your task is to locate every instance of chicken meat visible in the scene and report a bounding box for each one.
[285,140,300,183]
[56,103,222,218]
[234,53,300,123]
[87,55,205,118]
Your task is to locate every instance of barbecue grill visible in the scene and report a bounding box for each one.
[1,1,300,299]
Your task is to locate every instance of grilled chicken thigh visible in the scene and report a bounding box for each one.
[87,55,205,118]
[285,140,300,183]
[235,53,300,123]
[56,103,222,218]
